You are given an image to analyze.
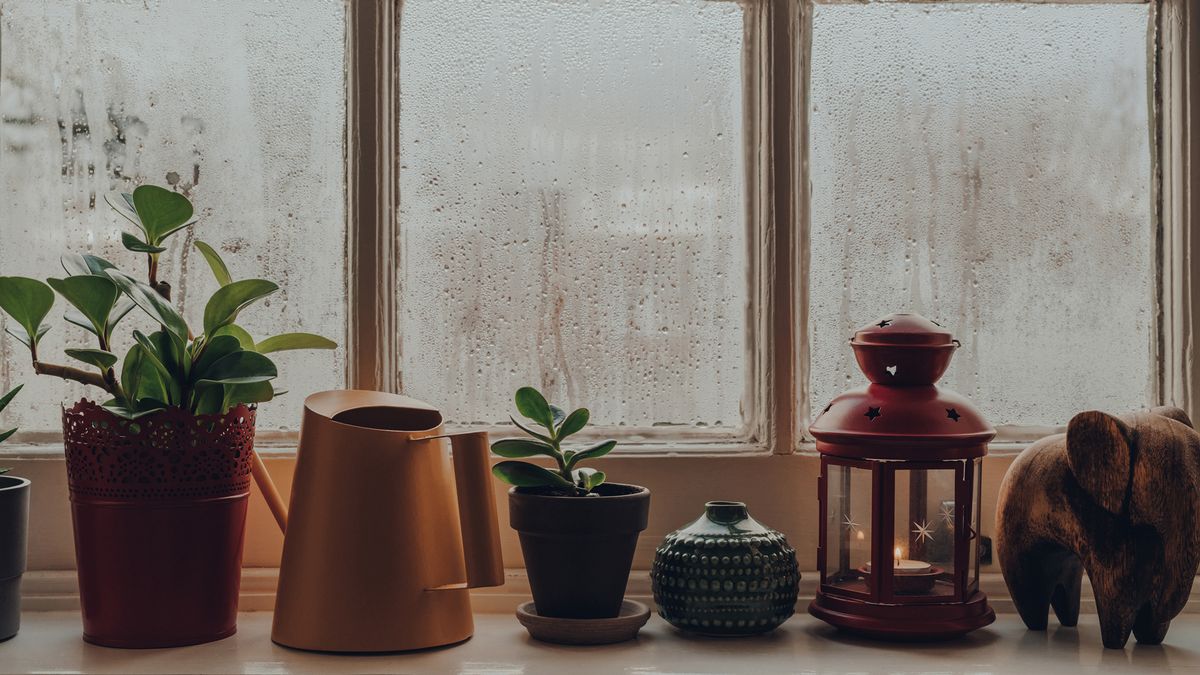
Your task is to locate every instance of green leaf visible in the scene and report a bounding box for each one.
[490,438,558,459]
[61,253,116,277]
[106,270,189,340]
[191,385,225,415]
[193,240,233,287]
[490,461,573,489]
[549,405,566,427]
[202,279,279,337]
[0,388,20,421]
[102,398,166,420]
[190,334,244,382]
[120,344,148,406]
[255,332,337,354]
[0,277,54,351]
[121,231,166,254]
[514,387,554,430]
[0,384,23,415]
[557,408,590,440]
[131,331,174,383]
[509,415,553,444]
[224,380,275,408]
[65,348,118,371]
[573,467,606,492]
[196,350,277,386]
[564,439,617,471]
[0,429,16,445]
[131,184,194,244]
[47,275,119,338]
[5,324,49,351]
[106,298,136,336]
[104,192,142,230]
[213,324,256,350]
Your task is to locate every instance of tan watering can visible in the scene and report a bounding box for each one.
[255,390,504,652]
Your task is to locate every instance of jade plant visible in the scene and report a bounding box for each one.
[0,185,335,419]
[491,386,616,495]
[0,384,19,475]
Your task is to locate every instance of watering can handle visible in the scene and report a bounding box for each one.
[252,450,289,533]
[444,431,505,588]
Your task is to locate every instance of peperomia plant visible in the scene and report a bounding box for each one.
[491,386,616,496]
[0,185,335,419]
[0,384,20,475]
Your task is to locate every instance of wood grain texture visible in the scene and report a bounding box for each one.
[996,407,1200,649]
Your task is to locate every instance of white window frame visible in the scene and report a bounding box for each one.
[346,0,1197,457]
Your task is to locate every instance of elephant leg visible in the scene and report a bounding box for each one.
[1003,544,1077,631]
[1132,604,1170,645]
[1090,570,1137,649]
[1049,559,1083,627]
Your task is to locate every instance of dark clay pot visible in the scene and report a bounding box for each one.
[509,483,650,619]
[62,400,256,648]
[0,474,30,642]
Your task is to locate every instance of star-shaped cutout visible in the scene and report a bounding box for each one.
[842,515,860,533]
[912,520,935,543]
[864,406,882,421]
[946,408,961,422]
[877,319,892,328]
[939,503,956,526]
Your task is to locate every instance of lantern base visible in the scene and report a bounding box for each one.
[808,590,995,641]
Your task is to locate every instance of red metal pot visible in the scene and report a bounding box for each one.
[62,400,256,648]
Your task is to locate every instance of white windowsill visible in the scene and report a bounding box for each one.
[1,611,1195,675]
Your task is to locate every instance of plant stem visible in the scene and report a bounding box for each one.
[33,361,116,395]
[148,254,172,301]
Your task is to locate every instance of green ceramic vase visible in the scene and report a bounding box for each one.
[651,501,799,636]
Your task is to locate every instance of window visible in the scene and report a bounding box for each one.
[808,3,1155,432]
[396,0,749,435]
[0,0,347,435]
[1,0,1195,453]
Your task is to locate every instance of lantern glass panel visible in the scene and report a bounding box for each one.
[892,466,958,600]
[824,463,873,595]
[970,458,983,590]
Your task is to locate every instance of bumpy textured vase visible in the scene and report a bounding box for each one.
[651,501,799,636]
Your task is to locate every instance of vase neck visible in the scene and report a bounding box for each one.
[705,501,748,524]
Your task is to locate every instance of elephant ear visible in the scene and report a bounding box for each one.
[1149,406,1193,429]
[1066,411,1132,514]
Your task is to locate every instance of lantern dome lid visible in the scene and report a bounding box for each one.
[811,312,994,460]
[852,313,955,347]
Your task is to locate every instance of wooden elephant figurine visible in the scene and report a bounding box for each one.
[996,406,1200,649]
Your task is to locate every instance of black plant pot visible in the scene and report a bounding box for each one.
[509,483,650,619]
[0,474,30,642]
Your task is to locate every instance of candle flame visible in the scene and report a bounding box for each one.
[894,546,903,565]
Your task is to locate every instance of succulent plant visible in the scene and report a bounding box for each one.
[0,185,335,419]
[491,386,616,495]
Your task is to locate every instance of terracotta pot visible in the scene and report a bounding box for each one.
[509,483,650,619]
[0,474,30,642]
[62,400,256,648]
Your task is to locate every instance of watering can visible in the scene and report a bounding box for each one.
[252,390,504,652]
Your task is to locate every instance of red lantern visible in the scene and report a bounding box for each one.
[808,313,995,640]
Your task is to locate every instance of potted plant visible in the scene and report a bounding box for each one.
[0,384,28,643]
[492,387,650,620]
[0,185,335,648]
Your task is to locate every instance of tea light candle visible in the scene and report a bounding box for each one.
[893,546,932,575]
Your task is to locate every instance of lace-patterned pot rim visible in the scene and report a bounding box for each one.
[62,399,257,501]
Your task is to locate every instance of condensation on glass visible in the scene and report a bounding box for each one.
[808,4,1154,429]
[397,0,748,429]
[0,1,347,433]
[824,463,873,595]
